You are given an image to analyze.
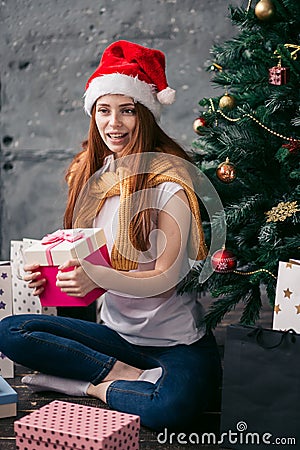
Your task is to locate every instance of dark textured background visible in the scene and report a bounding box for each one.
[1,0,239,259]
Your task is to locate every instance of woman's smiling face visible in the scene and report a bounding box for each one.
[95,94,137,158]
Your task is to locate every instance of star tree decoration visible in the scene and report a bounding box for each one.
[265,201,300,222]
[283,288,293,298]
[274,305,281,314]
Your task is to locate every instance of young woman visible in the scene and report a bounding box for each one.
[0,41,221,431]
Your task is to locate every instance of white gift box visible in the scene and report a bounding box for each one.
[0,261,14,378]
[273,260,300,333]
[24,228,107,266]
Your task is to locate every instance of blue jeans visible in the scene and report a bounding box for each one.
[0,314,222,431]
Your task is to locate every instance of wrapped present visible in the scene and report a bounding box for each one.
[24,228,110,307]
[269,64,290,85]
[11,239,56,316]
[0,376,17,419]
[14,400,140,450]
[273,260,300,333]
[0,261,14,378]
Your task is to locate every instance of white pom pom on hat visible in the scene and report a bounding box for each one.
[157,86,176,105]
[84,40,176,119]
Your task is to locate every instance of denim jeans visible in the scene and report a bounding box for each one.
[0,314,222,431]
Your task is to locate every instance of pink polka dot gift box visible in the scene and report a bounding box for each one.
[14,400,140,450]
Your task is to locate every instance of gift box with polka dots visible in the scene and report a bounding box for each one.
[14,400,140,450]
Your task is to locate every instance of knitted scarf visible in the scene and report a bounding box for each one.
[73,155,207,270]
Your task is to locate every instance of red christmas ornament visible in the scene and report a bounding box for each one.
[269,63,290,85]
[193,117,207,135]
[211,248,237,273]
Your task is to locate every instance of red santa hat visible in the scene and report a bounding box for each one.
[84,40,176,119]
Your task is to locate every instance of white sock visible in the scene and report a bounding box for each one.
[137,367,162,384]
[21,374,90,397]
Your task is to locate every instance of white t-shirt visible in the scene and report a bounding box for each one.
[93,155,205,346]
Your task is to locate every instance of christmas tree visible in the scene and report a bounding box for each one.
[178,0,300,329]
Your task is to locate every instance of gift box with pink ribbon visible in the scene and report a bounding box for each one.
[24,228,110,307]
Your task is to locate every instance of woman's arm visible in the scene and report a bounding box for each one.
[56,189,192,298]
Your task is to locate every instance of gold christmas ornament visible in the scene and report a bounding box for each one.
[265,201,300,223]
[254,0,275,21]
[216,157,237,183]
[219,93,236,110]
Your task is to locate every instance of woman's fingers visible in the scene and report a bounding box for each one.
[33,285,45,296]
[23,263,40,272]
[23,268,46,296]
[59,287,81,296]
[58,259,80,270]
[28,277,46,288]
[23,271,41,282]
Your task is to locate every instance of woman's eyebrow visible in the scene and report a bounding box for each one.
[96,102,135,107]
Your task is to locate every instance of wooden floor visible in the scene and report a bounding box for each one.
[1,364,224,450]
[0,297,273,450]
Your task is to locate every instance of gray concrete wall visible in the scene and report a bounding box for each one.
[1,0,238,259]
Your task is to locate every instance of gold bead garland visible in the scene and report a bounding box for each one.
[233,268,277,279]
[220,109,300,143]
[208,98,300,143]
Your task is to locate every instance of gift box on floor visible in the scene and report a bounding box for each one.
[0,376,17,419]
[14,400,140,450]
[273,260,300,333]
[0,261,14,378]
[24,228,111,308]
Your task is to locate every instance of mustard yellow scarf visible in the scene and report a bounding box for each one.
[73,154,207,270]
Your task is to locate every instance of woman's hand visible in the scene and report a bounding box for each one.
[56,259,99,297]
[23,263,46,296]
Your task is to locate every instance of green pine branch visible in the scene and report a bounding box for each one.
[239,285,262,325]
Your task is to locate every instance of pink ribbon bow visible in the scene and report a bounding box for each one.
[41,230,84,265]
[41,229,84,245]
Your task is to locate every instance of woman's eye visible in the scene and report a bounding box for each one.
[97,108,109,114]
[122,108,136,115]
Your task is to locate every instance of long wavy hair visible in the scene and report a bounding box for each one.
[64,101,192,251]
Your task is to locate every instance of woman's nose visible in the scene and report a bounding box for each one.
[109,112,122,126]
